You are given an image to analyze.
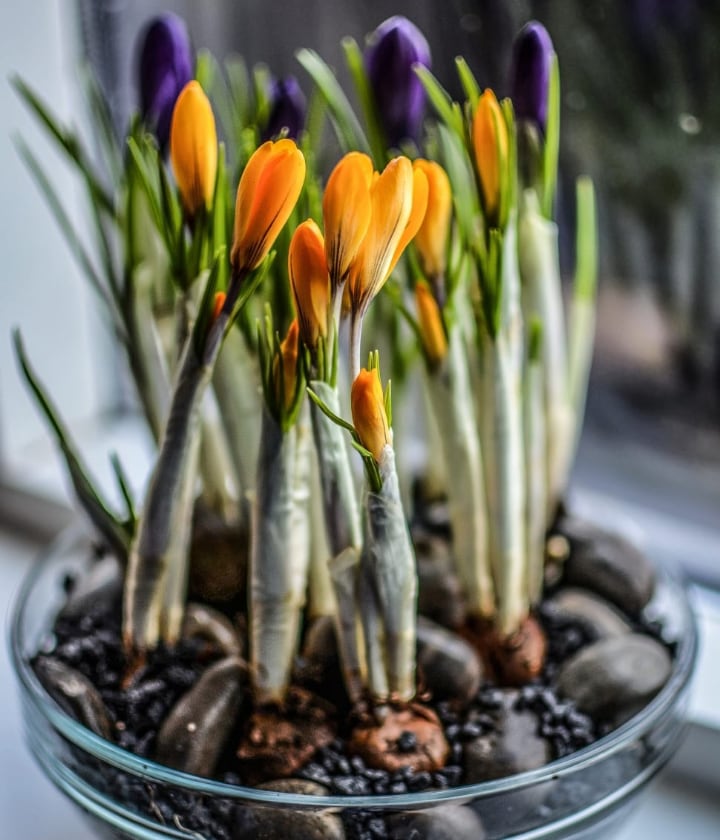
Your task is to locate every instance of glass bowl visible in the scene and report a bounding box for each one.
[11,525,698,840]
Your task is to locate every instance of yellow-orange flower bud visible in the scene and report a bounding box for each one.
[231,139,306,273]
[351,368,391,463]
[170,81,218,218]
[289,219,331,349]
[415,282,448,366]
[472,89,508,224]
[212,291,227,322]
[413,160,451,279]
[275,319,301,412]
[348,156,414,318]
[322,152,374,293]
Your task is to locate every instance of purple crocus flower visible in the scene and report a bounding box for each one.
[138,13,194,149]
[510,21,554,134]
[364,16,431,148]
[262,76,307,141]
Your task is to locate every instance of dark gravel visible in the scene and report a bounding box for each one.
[32,534,670,840]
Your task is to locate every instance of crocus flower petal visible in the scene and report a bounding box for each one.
[510,21,554,133]
[322,152,374,292]
[289,219,331,348]
[472,88,508,224]
[231,139,306,273]
[169,81,218,217]
[387,163,429,277]
[351,367,391,462]
[415,282,448,366]
[263,76,307,141]
[349,156,414,317]
[365,16,431,147]
[138,13,194,149]
[276,319,301,411]
[413,159,451,280]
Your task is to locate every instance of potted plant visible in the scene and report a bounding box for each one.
[11,13,697,840]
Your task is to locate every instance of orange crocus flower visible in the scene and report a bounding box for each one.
[289,219,331,349]
[231,139,306,274]
[169,81,218,218]
[351,367,391,462]
[322,152,374,294]
[413,160,451,279]
[472,88,508,225]
[275,319,301,412]
[347,156,414,318]
[415,282,448,367]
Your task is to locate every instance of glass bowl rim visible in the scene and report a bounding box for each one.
[10,523,698,810]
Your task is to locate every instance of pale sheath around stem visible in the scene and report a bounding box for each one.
[424,325,494,618]
[123,340,212,651]
[524,334,546,605]
[250,408,312,705]
[212,327,262,528]
[360,445,417,703]
[309,379,365,703]
[480,219,528,637]
[518,189,571,521]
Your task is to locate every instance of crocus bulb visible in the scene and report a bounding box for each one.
[415,282,448,367]
[472,88,509,226]
[263,76,307,141]
[510,21,554,134]
[351,367,391,462]
[289,219,331,349]
[138,13,193,150]
[231,139,306,274]
[322,152,374,294]
[364,16,431,147]
[169,80,218,218]
[413,159,451,280]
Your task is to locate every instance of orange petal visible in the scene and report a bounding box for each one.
[413,160,451,279]
[472,88,508,223]
[351,367,390,462]
[289,219,331,348]
[415,282,448,366]
[387,164,429,277]
[170,81,218,217]
[231,139,306,272]
[275,318,301,411]
[348,156,414,317]
[322,152,374,291]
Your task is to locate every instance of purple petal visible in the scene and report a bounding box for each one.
[365,16,431,147]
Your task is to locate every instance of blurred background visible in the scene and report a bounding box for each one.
[1,1,720,834]
[2,0,719,576]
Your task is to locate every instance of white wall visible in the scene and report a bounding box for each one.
[0,1,103,471]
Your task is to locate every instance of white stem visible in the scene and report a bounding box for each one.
[350,311,363,382]
[518,190,571,521]
[309,380,365,703]
[425,326,494,618]
[307,409,336,619]
[198,390,240,522]
[212,328,262,528]
[250,410,312,705]
[480,220,528,636]
[361,445,417,702]
[524,349,546,606]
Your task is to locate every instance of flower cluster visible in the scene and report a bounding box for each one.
[14,13,596,738]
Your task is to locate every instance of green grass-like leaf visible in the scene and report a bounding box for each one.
[13,330,132,559]
[296,48,371,155]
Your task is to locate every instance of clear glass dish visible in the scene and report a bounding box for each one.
[11,525,698,840]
